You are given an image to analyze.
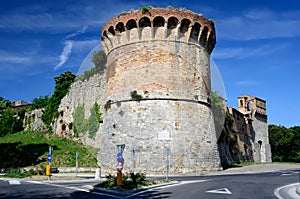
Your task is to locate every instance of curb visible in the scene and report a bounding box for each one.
[274,183,300,199]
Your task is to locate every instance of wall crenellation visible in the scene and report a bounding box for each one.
[101,7,216,54]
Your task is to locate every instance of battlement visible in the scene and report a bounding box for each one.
[101,7,216,54]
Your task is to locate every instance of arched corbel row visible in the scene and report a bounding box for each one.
[101,11,216,54]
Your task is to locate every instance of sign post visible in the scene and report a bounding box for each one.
[47,146,53,181]
[165,148,170,181]
[76,152,79,177]
[131,149,135,173]
[116,144,125,186]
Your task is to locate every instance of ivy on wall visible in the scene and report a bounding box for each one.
[72,102,102,139]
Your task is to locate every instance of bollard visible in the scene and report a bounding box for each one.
[117,172,123,185]
[46,165,50,176]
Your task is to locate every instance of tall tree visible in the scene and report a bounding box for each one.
[92,50,107,74]
[0,107,18,136]
[42,71,76,126]
[269,124,295,162]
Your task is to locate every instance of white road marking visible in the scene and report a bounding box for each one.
[125,180,210,199]
[281,173,292,176]
[180,180,210,184]
[9,180,21,185]
[206,188,232,195]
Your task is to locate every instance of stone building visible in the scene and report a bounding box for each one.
[218,95,272,168]
[26,7,271,174]
[99,7,221,173]
[237,95,272,163]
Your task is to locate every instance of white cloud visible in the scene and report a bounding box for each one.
[72,39,100,53]
[216,9,300,41]
[66,26,88,39]
[0,2,136,34]
[0,55,31,64]
[235,80,259,86]
[54,40,74,70]
[213,44,289,60]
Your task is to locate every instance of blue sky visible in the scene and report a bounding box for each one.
[0,0,300,127]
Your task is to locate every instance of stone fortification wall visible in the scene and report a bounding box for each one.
[23,109,46,131]
[54,73,106,147]
[99,8,221,173]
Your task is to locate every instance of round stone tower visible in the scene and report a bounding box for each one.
[99,7,221,174]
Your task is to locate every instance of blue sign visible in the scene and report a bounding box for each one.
[116,152,123,162]
[47,154,52,162]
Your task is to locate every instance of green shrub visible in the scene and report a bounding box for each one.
[4,168,33,178]
[95,173,157,190]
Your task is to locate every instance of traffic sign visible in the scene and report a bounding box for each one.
[47,154,52,162]
[116,152,123,162]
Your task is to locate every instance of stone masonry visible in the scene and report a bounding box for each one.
[99,8,221,173]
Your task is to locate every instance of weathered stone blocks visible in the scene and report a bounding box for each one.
[99,8,221,173]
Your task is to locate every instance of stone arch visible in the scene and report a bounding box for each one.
[179,18,191,34]
[115,22,125,33]
[189,22,201,43]
[178,18,191,40]
[139,17,151,40]
[153,16,165,27]
[206,32,216,54]
[153,16,165,39]
[139,17,151,28]
[200,26,209,47]
[115,22,126,43]
[167,16,179,29]
[126,19,138,41]
[247,102,252,111]
[126,19,137,30]
[166,16,179,38]
[102,30,113,50]
[108,26,115,35]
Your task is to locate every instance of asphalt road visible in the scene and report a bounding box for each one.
[0,170,299,199]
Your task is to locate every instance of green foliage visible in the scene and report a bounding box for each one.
[130,91,143,101]
[76,50,107,81]
[211,91,226,136]
[0,107,16,136]
[4,168,34,178]
[92,50,107,74]
[30,95,50,110]
[73,104,86,136]
[42,71,76,126]
[72,103,102,139]
[0,97,11,113]
[141,6,152,14]
[87,104,100,139]
[0,130,98,168]
[268,124,300,162]
[0,107,24,137]
[96,173,157,190]
[94,102,103,123]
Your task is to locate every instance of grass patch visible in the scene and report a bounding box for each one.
[0,130,98,169]
[3,168,44,178]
